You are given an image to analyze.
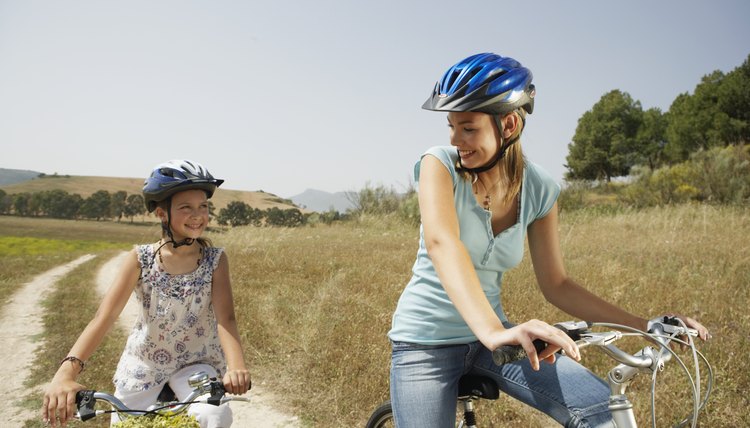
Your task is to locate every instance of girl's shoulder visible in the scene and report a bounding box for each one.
[202,246,225,271]
[133,243,157,265]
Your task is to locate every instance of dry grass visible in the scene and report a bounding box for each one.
[5,205,748,427]
[222,206,747,427]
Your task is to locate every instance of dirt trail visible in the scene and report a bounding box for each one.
[98,251,300,427]
[0,254,97,426]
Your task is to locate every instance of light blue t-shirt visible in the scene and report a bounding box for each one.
[388,146,561,345]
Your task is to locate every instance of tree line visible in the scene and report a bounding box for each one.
[0,187,308,227]
[566,54,750,182]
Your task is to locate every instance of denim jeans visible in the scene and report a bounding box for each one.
[390,340,614,427]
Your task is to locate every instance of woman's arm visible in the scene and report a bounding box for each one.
[42,249,141,427]
[528,203,710,341]
[212,252,251,395]
[419,156,579,367]
[528,203,647,328]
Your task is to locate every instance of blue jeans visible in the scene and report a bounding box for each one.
[390,340,614,427]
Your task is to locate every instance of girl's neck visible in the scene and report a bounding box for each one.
[157,239,203,273]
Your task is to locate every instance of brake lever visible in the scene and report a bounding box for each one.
[577,331,622,347]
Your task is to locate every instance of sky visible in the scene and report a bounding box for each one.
[1,1,749,198]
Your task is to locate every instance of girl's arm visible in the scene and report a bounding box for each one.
[418,155,579,368]
[212,252,251,395]
[42,249,140,427]
[527,203,710,340]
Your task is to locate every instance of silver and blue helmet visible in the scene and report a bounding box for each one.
[422,53,535,115]
[142,159,223,212]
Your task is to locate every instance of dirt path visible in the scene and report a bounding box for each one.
[98,251,300,427]
[0,254,97,427]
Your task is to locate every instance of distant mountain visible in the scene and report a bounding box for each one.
[0,168,42,186]
[289,188,354,213]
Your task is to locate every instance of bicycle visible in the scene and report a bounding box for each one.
[74,370,249,424]
[365,316,712,428]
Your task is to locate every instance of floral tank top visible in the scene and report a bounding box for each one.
[113,244,227,391]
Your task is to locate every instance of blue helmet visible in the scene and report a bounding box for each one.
[422,53,535,115]
[142,159,223,212]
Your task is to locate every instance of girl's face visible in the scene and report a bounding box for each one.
[157,189,210,241]
[447,112,501,169]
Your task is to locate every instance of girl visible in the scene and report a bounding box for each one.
[43,160,251,428]
[388,53,710,427]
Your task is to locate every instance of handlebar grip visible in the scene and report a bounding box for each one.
[492,339,547,365]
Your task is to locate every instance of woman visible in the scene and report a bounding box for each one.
[388,53,709,427]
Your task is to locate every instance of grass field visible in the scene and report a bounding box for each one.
[2,205,748,427]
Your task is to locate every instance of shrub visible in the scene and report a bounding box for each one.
[112,414,200,428]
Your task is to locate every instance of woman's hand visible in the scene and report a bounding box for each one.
[42,379,85,427]
[490,319,580,371]
[223,368,251,395]
[675,314,711,341]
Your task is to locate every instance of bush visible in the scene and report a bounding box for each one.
[622,145,750,206]
[112,414,200,428]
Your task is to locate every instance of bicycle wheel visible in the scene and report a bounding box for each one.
[365,401,394,428]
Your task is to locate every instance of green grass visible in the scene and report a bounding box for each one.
[6,206,748,427]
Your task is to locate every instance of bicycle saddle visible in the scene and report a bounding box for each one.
[458,375,500,400]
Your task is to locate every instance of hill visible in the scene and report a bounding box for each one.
[289,188,354,213]
[0,168,42,186]
[0,174,301,212]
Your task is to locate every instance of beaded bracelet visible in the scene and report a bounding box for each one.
[60,356,86,373]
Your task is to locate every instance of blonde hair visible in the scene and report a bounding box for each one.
[456,110,526,204]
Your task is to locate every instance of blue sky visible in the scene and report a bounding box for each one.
[1,0,748,197]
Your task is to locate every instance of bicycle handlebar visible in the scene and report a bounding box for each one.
[75,372,249,421]
[491,317,698,367]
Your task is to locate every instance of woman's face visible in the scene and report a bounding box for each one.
[446,111,500,169]
[156,189,210,241]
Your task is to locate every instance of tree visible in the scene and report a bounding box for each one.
[565,90,643,181]
[665,71,726,162]
[123,194,146,222]
[110,191,128,221]
[217,201,253,226]
[43,189,81,219]
[636,108,668,170]
[716,54,750,145]
[80,190,112,220]
[13,193,31,216]
[265,207,304,227]
[0,189,9,214]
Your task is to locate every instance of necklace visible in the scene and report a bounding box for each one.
[473,172,504,211]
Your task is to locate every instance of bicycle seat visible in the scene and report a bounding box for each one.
[458,374,499,400]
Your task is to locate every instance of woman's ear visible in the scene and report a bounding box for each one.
[501,113,520,139]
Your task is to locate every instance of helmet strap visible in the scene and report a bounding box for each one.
[162,199,194,249]
[457,114,520,174]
